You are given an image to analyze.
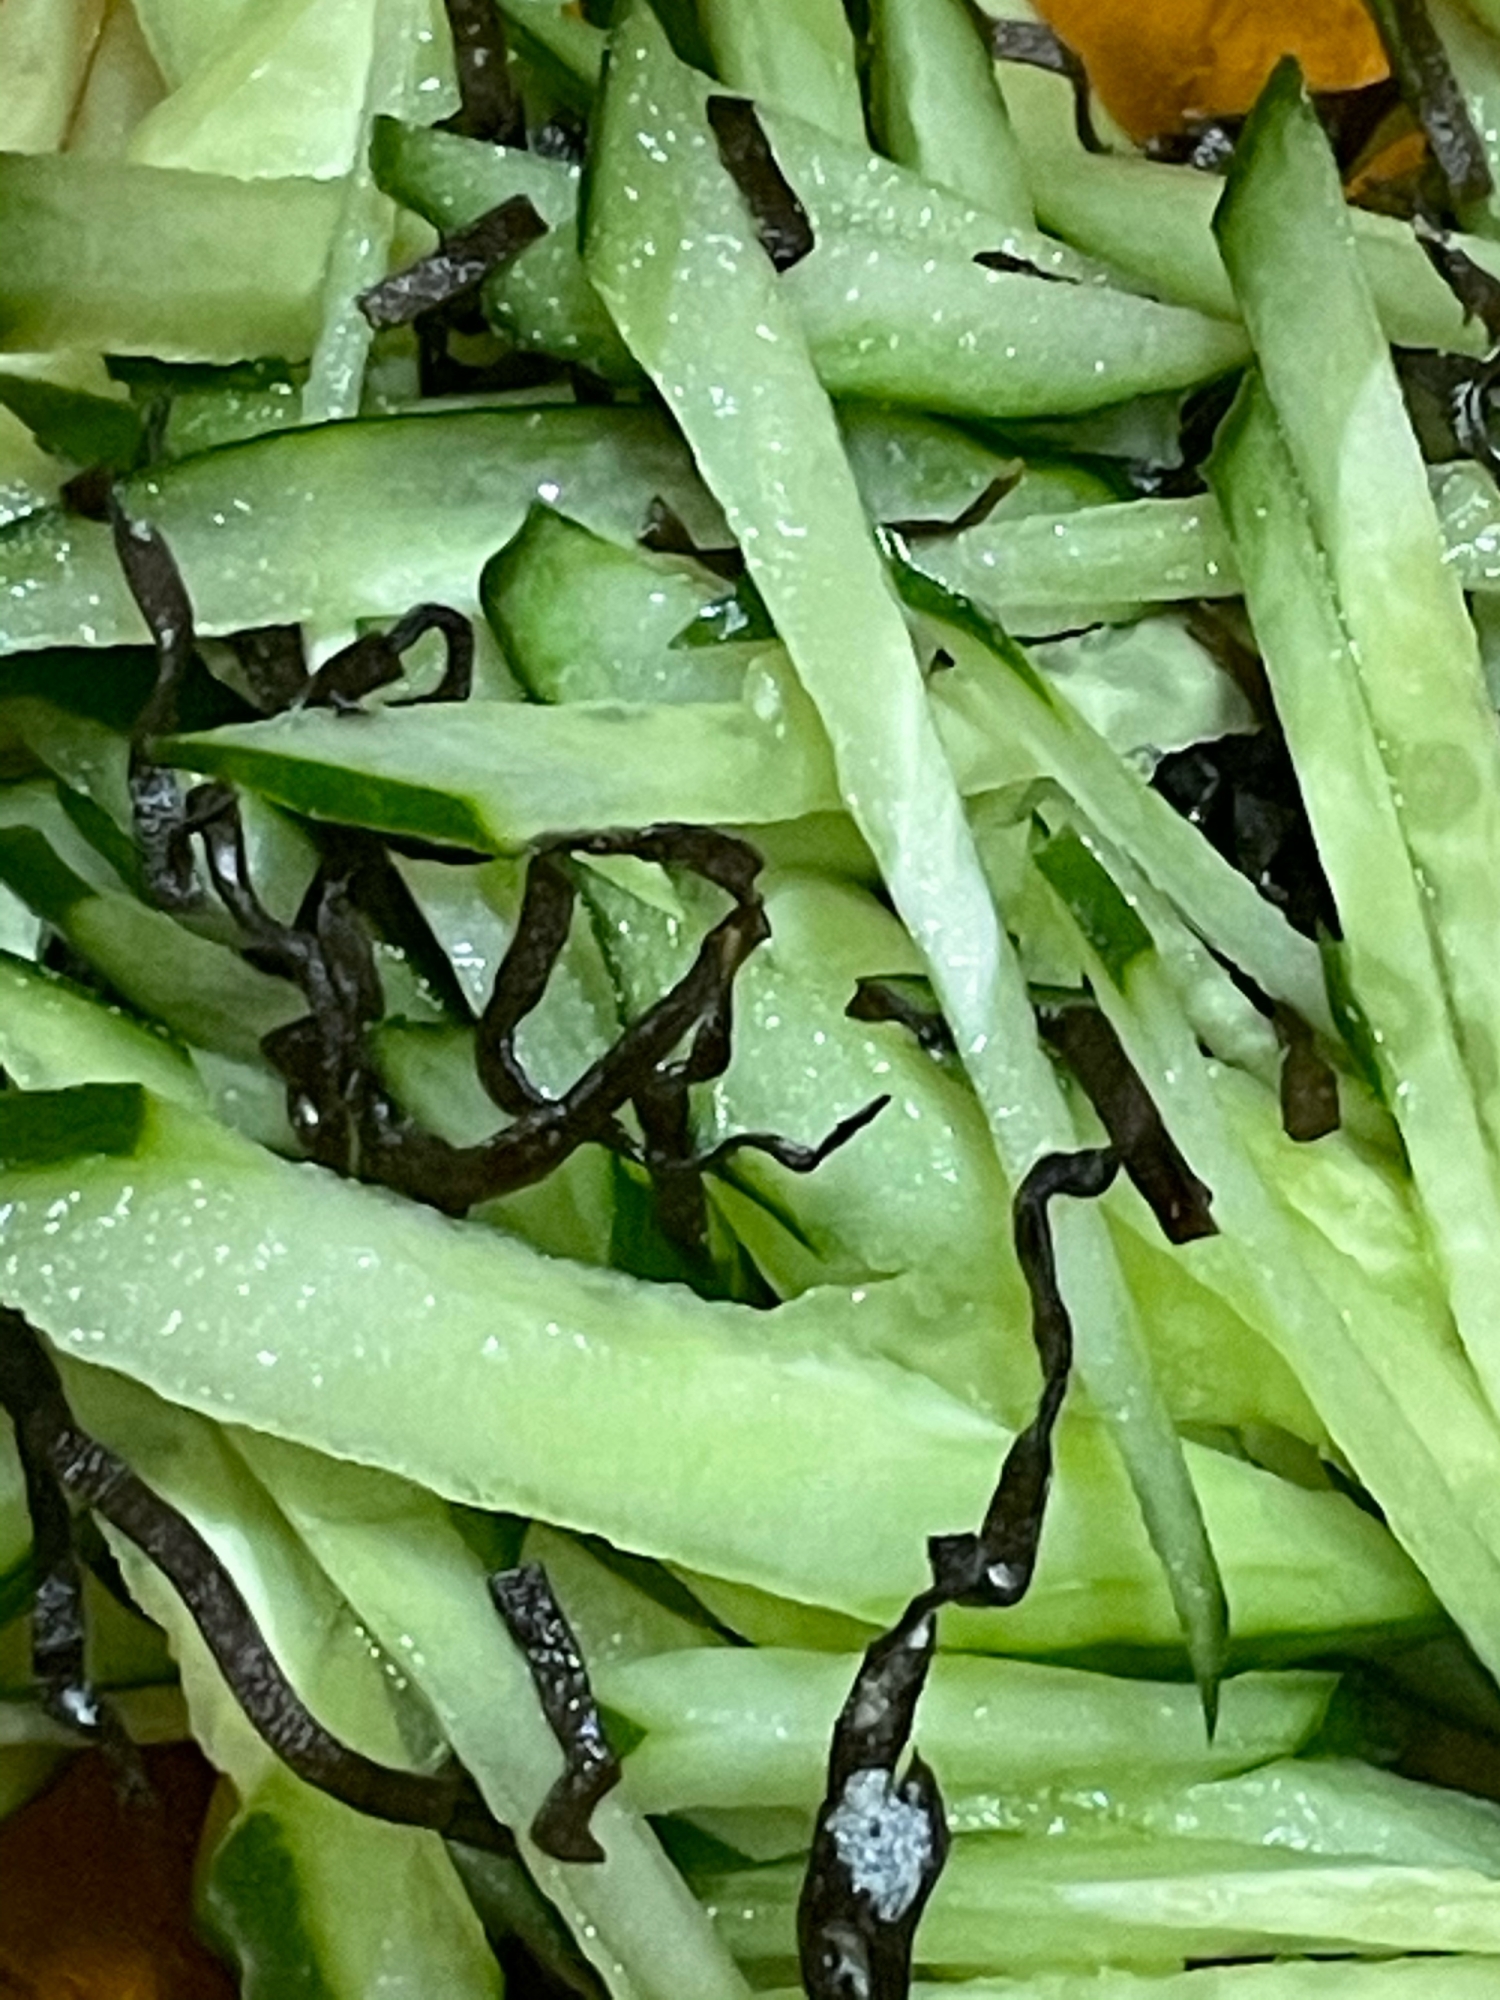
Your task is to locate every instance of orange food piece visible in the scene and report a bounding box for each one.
[0,1747,236,2000]
[1034,0,1389,137]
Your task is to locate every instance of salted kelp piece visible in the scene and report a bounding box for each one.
[638,496,745,580]
[489,1563,621,1864]
[1273,1002,1341,1143]
[0,1309,514,1853]
[358,196,550,332]
[1152,730,1338,942]
[1415,218,1500,340]
[846,975,956,1059]
[883,473,1022,540]
[706,97,815,274]
[1366,0,1493,208]
[797,1147,1119,1998]
[438,0,525,147]
[226,623,310,715]
[108,495,202,911]
[304,603,475,711]
[797,1607,948,2000]
[1038,1002,1216,1245]
[1140,79,1405,176]
[980,13,1103,154]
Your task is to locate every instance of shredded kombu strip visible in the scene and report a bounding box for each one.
[437,0,526,147]
[706,96,815,273]
[304,603,475,711]
[1415,219,1500,340]
[0,1309,516,1853]
[1152,731,1338,943]
[226,623,311,715]
[1395,228,1500,475]
[357,196,550,333]
[107,495,203,912]
[489,1564,621,1863]
[1366,0,1493,208]
[977,12,1103,154]
[1038,1002,1216,1244]
[883,473,1022,540]
[973,248,1073,285]
[846,976,956,1060]
[797,1148,1120,1998]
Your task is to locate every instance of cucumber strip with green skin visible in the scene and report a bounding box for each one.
[0,1090,1434,1650]
[61,1365,502,2000]
[481,506,749,706]
[783,236,1250,419]
[1216,74,1500,1288]
[870,0,1033,223]
[0,0,107,153]
[233,1433,754,2000]
[705,1836,1500,1969]
[586,6,1217,1702]
[599,1647,1333,1816]
[697,0,865,143]
[1038,852,1500,1684]
[0,948,204,1103]
[0,153,343,363]
[0,407,725,653]
[0,826,301,1061]
[1020,142,1500,354]
[1209,382,1500,1441]
[165,655,841,850]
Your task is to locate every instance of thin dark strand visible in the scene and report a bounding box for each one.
[358,197,548,332]
[226,623,310,714]
[1367,0,1493,207]
[846,977,957,1057]
[1273,1003,1342,1143]
[796,1145,1119,2000]
[0,1311,515,1854]
[1038,1004,1216,1244]
[973,247,1072,284]
[303,604,475,713]
[1414,218,1500,339]
[981,12,1104,152]
[108,495,201,910]
[706,96,816,272]
[884,471,1022,540]
[438,0,526,146]
[489,1564,621,1863]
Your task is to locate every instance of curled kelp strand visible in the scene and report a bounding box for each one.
[973,248,1073,285]
[980,12,1104,153]
[437,0,526,147]
[358,196,550,333]
[798,1608,948,2000]
[0,1310,515,1853]
[1367,0,1492,208]
[108,494,203,911]
[883,472,1022,541]
[1415,218,1500,339]
[489,1563,622,1863]
[1038,1000,1216,1244]
[706,96,815,273]
[846,976,957,1058]
[303,603,475,713]
[226,622,311,714]
[797,1147,1118,1997]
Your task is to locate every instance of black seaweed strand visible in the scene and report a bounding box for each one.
[706,96,815,273]
[796,1147,1119,1999]
[980,13,1104,153]
[437,0,526,147]
[357,196,549,332]
[1366,0,1493,208]
[108,495,203,911]
[489,1563,621,1863]
[0,1309,514,1855]
[1038,1002,1217,1245]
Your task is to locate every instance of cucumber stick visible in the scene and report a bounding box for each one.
[0,1088,1432,1649]
[1210,383,1500,1454]
[1217,70,1500,1406]
[869,0,1033,223]
[584,3,1227,1694]
[696,0,865,143]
